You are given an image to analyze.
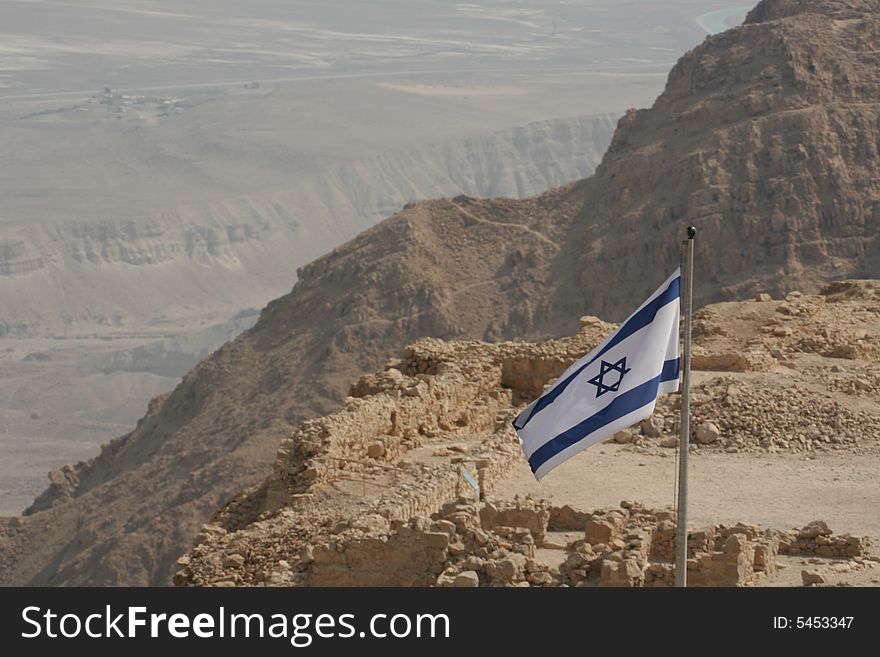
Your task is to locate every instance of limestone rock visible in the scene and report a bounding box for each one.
[798,520,831,539]
[495,553,527,582]
[585,518,621,545]
[613,430,634,444]
[527,571,554,586]
[453,571,480,588]
[695,421,721,445]
[640,418,662,438]
[801,570,825,586]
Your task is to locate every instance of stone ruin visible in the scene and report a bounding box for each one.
[190,317,616,534]
[177,495,872,588]
[174,283,880,587]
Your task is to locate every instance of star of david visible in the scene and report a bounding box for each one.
[587,357,631,397]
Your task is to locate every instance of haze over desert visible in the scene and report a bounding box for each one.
[1,0,878,595]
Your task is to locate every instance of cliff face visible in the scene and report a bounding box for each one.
[0,114,616,338]
[2,0,879,586]
[744,0,877,22]
[548,0,880,324]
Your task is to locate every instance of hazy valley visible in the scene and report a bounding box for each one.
[0,0,738,515]
[0,107,623,514]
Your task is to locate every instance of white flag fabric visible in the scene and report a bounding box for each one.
[513,268,681,480]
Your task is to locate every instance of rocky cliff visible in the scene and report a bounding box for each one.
[0,114,615,337]
[2,0,879,585]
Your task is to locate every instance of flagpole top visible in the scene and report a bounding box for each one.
[687,225,696,239]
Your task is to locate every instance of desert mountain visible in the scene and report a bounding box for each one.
[2,0,879,585]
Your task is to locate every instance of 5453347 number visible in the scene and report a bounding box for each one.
[774,617,854,629]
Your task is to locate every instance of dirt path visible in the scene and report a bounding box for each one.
[449,201,558,248]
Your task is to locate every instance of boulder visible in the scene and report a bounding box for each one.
[801,570,825,586]
[495,554,527,582]
[431,520,457,537]
[527,571,554,586]
[798,520,831,539]
[585,518,620,545]
[453,571,480,588]
[613,430,634,444]
[640,417,662,438]
[695,421,720,445]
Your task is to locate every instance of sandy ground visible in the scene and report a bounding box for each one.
[496,445,880,541]
[495,445,880,585]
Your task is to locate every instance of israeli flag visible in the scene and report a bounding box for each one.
[513,269,681,480]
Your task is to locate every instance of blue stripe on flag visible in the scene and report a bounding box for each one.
[514,276,680,430]
[527,357,680,473]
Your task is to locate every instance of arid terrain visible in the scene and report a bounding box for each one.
[1,0,727,515]
[0,106,622,515]
[174,280,880,587]
[1,0,878,586]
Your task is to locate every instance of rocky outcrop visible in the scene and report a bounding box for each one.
[0,240,45,277]
[551,0,880,319]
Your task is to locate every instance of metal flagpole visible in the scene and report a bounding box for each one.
[675,225,696,588]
